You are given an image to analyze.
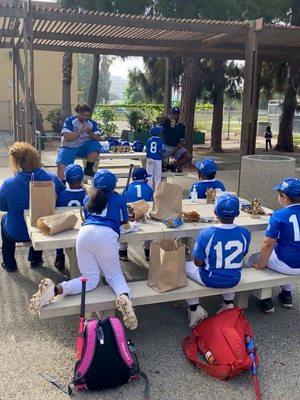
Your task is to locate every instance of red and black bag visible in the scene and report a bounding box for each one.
[182,308,259,380]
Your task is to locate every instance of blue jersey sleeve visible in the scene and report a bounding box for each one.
[120,198,129,223]
[61,116,74,134]
[241,228,251,256]
[216,180,226,191]
[193,229,211,261]
[265,212,281,239]
[90,119,101,135]
[0,182,8,211]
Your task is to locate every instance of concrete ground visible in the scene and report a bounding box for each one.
[0,133,299,400]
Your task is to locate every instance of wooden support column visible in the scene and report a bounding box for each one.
[164,57,172,114]
[28,0,36,146]
[12,47,17,141]
[240,19,262,156]
[22,1,31,143]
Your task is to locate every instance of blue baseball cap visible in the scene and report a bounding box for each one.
[195,159,217,175]
[150,125,163,136]
[93,169,117,192]
[65,164,84,183]
[215,193,240,218]
[273,177,300,198]
[171,107,180,114]
[132,141,144,152]
[132,167,151,181]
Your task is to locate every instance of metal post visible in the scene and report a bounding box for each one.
[227,108,231,140]
[12,48,17,141]
[22,0,31,143]
[27,0,36,146]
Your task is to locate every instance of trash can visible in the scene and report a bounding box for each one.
[193,131,205,144]
[239,155,296,210]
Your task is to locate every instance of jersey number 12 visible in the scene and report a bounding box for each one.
[214,240,243,269]
[289,214,300,241]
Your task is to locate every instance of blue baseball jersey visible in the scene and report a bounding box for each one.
[83,192,128,235]
[193,225,251,288]
[265,204,300,268]
[61,115,101,148]
[190,180,225,199]
[56,188,86,207]
[0,168,65,242]
[123,180,153,202]
[146,136,164,161]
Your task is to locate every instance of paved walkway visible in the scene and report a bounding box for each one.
[0,133,299,400]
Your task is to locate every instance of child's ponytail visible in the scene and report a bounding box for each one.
[87,189,108,214]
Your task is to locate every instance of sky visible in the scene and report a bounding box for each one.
[36,0,144,79]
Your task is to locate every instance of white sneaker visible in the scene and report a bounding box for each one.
[188,305,208,329]
[217,302,234,314]
[116,294,138,330]
[29,278,55,315]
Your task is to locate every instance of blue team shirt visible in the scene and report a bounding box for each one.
[146,136,164,161]
[57,188,86,207]
[0,169,65,242]
[193,225,251,288]
[61,115,101,148]
[265,204,300,268]
[190,180,225,199]
[123,180,153,202]
[83,192,128,235]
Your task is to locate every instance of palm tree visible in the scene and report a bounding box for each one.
[61,52,73,121]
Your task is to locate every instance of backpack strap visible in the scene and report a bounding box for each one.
[74,319,98,382]
[109,317,137,370]
[181,336,234,380]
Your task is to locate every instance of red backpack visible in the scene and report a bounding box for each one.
[182,308,259,380]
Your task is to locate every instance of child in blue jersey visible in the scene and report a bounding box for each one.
[55,164,86,271]
[29,170,138,330]
[190,159,225,199]
[120,167,153,261]
[0,142,65,272]
[146,126,164,189]
[250,178,300,313]
[186,193,251,328]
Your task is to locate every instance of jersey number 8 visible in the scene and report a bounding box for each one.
[150,142,157,154]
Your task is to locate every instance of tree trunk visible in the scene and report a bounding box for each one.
[180,58,201,153]
[61,52,73,121]
[210,60,225,152]
[275,64,300,152]
[87,54,100,112]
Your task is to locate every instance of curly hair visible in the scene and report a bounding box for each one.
[9,142,41,172]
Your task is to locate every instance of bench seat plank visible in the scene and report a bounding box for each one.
[40,267,300,319]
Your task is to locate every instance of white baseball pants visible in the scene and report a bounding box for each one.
[146,159,162,189]
[249,250,300,292]
[60,225,131,297]
[185,261,235,305]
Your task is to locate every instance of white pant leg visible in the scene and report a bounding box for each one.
[146,159,154,189]
[60,225,102,295]
[153,160,162,188]
[119,243,128,251]
[143,240,151,250]
[223,292,235,301]
[185,261,204,306]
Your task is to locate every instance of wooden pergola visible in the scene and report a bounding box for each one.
[1,1,300,155]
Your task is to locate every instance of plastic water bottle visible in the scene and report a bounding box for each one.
[191,186,198,203]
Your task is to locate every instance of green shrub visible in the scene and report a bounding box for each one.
[127,109,145,131]
[46,108,62,134]
[94,107,118,138]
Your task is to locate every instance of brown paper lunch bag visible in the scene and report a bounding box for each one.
[37,213,78,236]
[148,239,187,293]
[149,180,182,221]
[29,180,56,226]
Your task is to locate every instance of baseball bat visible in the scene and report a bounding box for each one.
[246,336,262,400]
[125,163,134,192]
[75,277,88,361]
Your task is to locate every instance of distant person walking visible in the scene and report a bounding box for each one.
[264,126,273,152]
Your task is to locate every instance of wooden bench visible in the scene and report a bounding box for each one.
[39,267,300,319]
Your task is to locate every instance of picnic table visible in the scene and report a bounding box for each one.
[24,199,271,278]
[98,151,147,168]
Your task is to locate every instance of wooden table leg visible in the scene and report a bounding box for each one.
[141,157,147,169]
[65,247,79,278]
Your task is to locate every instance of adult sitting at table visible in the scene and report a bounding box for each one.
[0,142,65,272]
[56,103,102,181]
[163,107,192,172]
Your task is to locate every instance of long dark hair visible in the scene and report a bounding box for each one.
[87,189,108,214]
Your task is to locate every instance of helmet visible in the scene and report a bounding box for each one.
[132,141,144,152]
[121,140,130,146]
[108,138,120,148]
[93,169,117,192]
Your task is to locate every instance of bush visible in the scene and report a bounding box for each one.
[94,107,118,138]
[127,109,145,131]
[46,108,62,135]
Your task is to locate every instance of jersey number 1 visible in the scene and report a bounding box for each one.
[136,184,142,198]
[289,214,300,241]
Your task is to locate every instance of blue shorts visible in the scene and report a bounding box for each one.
[56,140,101,166]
